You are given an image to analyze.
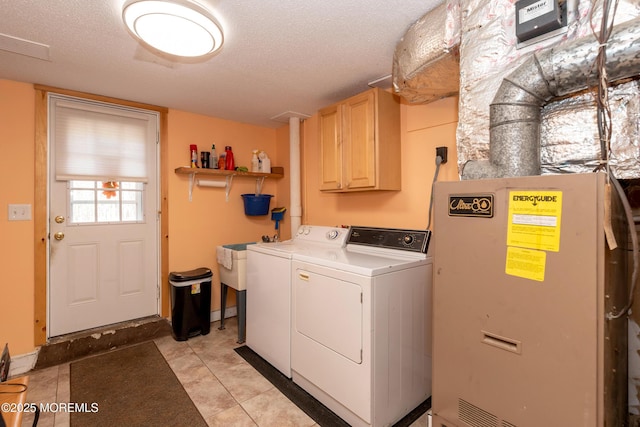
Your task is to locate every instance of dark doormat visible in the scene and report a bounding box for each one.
[234,345,431,427]
[70,341,207,427]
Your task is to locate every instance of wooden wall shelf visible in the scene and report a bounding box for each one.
[174,166,284,179]
[174,166,284,201]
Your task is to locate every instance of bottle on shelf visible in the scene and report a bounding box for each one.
[225,146,235,170]
[218,152,226,170]
[190,144,198,168]
[200,151,210,169]
[251,149,260,172]
[259,150,271,173]
[210,144,218,169]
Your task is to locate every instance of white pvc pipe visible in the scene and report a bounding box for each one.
[289,117,302,235]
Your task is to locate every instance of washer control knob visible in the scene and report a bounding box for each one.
[327,230,339,240]
[304,227,311,235]
[297,226,304,235]
[403,234,414,245]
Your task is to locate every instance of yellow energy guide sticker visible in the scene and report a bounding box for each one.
[505,246,546,282]
[507,190,562,252]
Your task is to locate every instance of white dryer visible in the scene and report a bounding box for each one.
[291,226,432,427]
[246,225,349,378]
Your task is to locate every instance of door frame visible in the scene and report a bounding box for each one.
[33,85,170,345]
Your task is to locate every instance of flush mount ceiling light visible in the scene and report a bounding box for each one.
[122,0,224,58]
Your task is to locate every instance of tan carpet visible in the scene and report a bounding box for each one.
[70,341,207,427]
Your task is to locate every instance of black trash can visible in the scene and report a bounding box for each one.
[169,267,212,341]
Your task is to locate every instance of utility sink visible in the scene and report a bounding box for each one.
[217,243,254,291]
[216,242,255,343]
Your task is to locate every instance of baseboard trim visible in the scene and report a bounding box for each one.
[9,349,39,377]
[210,306,237,322]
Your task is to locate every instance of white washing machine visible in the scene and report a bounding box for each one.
[291,226,433,427]
[246,225,349,378]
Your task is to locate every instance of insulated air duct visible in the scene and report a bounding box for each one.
[392,2,460,104]
[462,17,640,180]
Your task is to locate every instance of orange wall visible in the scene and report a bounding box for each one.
[303,96,459,229]
[0,79,459,356]
[0,80,36,354]
[167,109,286,310]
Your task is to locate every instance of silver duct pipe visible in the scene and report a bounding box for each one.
[463,17,640,180]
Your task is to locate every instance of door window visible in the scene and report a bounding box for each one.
[68,180,145,224]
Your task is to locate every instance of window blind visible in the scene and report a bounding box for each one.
[51,96,154,182]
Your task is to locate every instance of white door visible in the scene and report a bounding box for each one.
[48,96,160,337]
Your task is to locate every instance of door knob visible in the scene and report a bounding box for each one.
[55,215,65,224]
[54,232,65,241]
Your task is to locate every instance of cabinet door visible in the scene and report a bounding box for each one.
[319,104,343,191]
[343,90,375,190]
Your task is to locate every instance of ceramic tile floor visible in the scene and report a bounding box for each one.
[19,317,430,427]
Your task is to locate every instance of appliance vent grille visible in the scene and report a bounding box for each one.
[502,421,517,427]
[458,399,498,427]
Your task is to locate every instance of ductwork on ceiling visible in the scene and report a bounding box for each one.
[462,16,640,180]
[540,80,640,178]
[392,2,460,104]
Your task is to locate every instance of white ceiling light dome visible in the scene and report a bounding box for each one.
[122,0,224,58]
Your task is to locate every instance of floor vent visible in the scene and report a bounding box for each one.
[458,399,498,427]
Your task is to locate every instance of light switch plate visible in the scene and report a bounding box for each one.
[8,204,32,221]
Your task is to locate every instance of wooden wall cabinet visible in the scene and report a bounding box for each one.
[319,87,401,192]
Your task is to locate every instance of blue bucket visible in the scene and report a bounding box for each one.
[241,194,273,216]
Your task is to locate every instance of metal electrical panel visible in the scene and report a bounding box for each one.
[515,0,567,47]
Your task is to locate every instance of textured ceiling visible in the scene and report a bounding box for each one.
[0,0,444,128]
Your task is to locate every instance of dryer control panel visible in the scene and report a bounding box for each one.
[294,225,349,246]
[347,226,431,253]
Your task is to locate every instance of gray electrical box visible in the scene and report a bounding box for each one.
[515,0,566,46]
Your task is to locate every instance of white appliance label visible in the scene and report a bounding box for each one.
[512,214,557,227]
[519,0,554,24]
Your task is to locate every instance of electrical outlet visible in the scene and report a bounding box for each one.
[436,146,448,164]
[8,204,32,221]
